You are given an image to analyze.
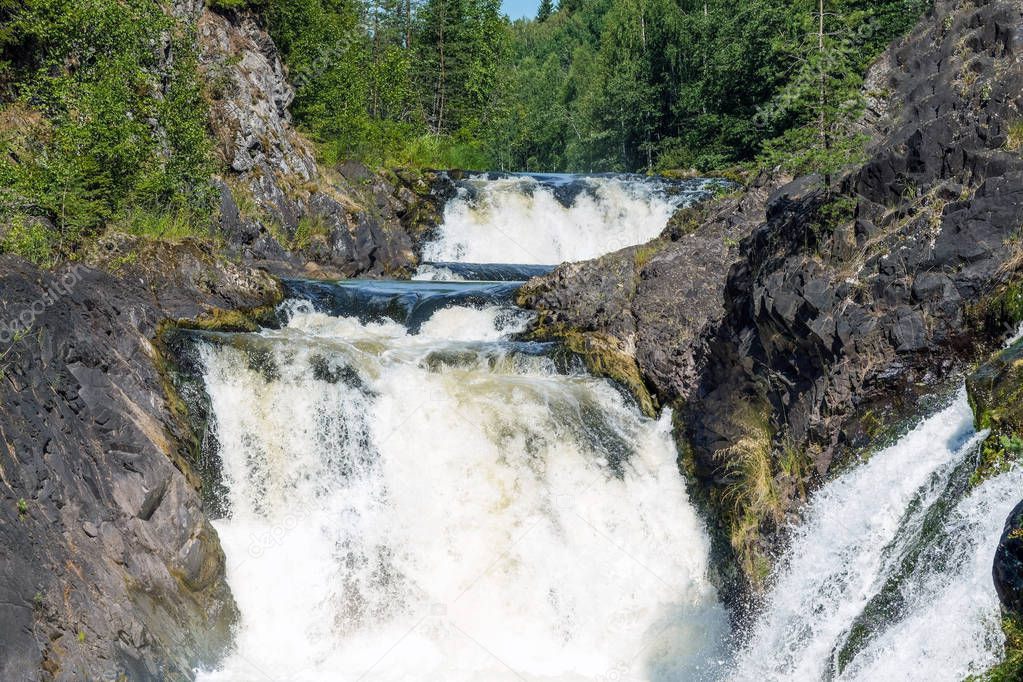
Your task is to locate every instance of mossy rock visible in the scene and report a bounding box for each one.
[967,338,1023,485]
[968,337,1023,434]
[528,326,656,418]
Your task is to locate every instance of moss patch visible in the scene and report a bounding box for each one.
[967,337,1023,486]
[526,325,656,418]
[967,615,1023,681]
[176,306,274,334]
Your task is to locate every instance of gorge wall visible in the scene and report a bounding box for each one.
[521,0,1023,593]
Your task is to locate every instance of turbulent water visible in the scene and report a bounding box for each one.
[421,173,713,265]
[195,291,728,681]
[731,392,1021,681]
[192,173,1020,681]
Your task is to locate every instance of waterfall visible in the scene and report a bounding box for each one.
[190,172,1019,681]
[730,391,1022,681]
[193,259,729,679]
[421,173,713,265]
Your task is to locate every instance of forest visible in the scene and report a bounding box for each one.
[0,0,929,261]
[259,0,929,172]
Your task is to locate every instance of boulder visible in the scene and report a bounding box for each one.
[995,500,1023,617]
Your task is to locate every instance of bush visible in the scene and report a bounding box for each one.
[1,217,54,267]
[0,0,215,259]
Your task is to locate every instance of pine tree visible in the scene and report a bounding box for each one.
[536,0,554,22]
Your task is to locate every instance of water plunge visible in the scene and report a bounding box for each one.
[191,173,1019,681]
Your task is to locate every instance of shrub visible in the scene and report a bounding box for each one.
[0,0,215,258]
[1,217,54,267]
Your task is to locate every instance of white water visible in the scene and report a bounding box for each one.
[197,302,729,681]
[421,174,708,265]
[193,172,1022,682]
[731,390,1022,681]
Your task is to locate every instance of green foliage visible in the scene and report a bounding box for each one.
[487,0,927,173]
[1,217,54,267]
[0,0,215,260]
[265,0,507,167]
[16,498,27,516]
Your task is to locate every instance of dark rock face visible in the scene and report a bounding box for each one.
[518,182,772,404]
[521,0,1023,593]
[0,251,281,681]
[693,0,1023,480]
[995,500,1023,617]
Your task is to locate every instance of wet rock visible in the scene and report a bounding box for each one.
[995,500,1023,617]
[968,338,1023,434]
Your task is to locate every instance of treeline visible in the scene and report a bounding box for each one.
[499,0,929,172]
[262,0,929,173]
[0,0,931,265]
[254,0,510,168]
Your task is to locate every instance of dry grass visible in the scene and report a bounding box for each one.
[1007,121,1023,152]
[717,400,781,588]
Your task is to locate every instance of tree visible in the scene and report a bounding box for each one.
[537,0,555,22]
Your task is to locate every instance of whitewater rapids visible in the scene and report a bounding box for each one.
[190,173,1021,681]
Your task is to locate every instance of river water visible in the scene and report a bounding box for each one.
[192,173,1019,681]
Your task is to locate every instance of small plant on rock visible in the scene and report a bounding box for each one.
[1007,121,1023,152]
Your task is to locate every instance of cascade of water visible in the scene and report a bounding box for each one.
[195,293,728,681]
[421,174,711,265]
[731,390,1021,681]
[192,172,1020,682]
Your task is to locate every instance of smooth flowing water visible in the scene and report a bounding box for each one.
[192,173,1021,681]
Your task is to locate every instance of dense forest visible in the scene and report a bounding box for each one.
[258,0,929,172]
[0,0,928,263]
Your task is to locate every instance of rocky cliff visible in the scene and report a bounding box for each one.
[521,0,1023,594]
[188,3,446,279]
[0,245,281,680]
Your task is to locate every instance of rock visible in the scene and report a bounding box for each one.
[995,500,1023,617]
[0,247,285,680]
[195,7,446,280]
[968,338,1023,434]
[519,182,771,404]
[519,0,1023,596]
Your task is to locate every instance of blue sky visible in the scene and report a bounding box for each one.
[502,0,541,20]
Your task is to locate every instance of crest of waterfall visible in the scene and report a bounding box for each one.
[421,173,712,265]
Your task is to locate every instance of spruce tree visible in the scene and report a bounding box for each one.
[537,0,554,22]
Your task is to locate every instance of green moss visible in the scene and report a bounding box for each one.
[525,325,656,418]
[176,305,279,334]
[967,337,1023,486]
[971,433,1023,488]
[560,330,656,418]
[967,615,1023,681]
[971,280,1023,336]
